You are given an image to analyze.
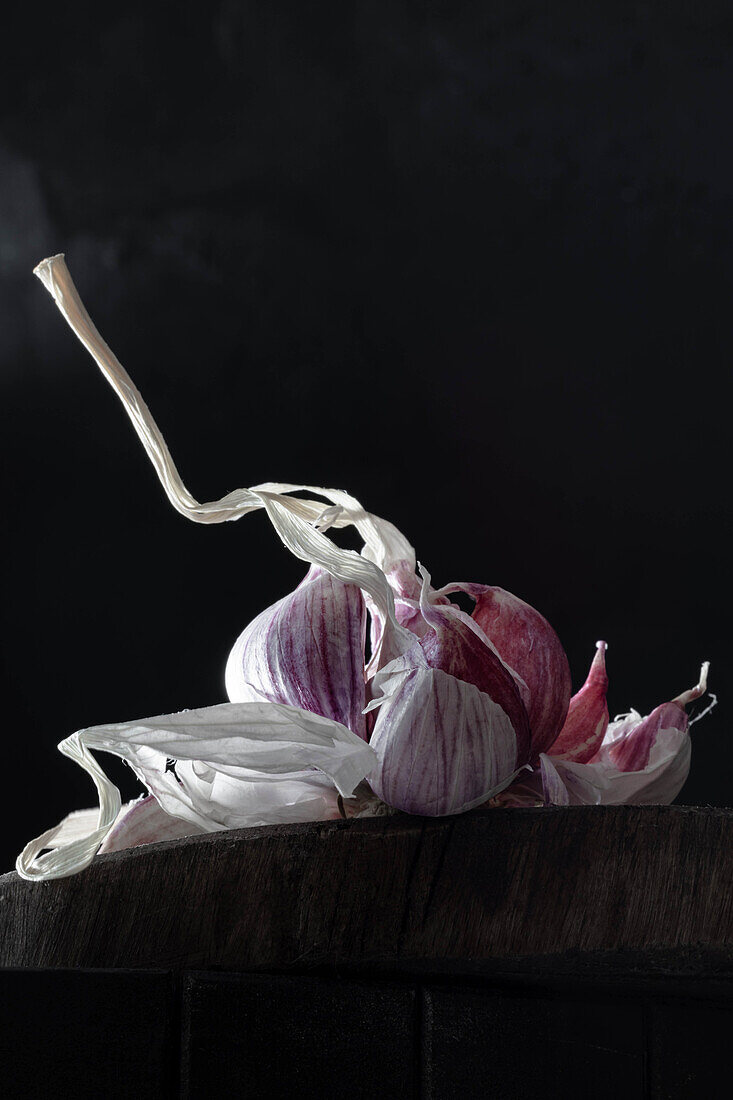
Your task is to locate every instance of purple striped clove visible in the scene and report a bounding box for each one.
[366,570,531,815]
[225,565,368,740]
[367,659,530,815]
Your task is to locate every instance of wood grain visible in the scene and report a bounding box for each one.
[1,805,731,973]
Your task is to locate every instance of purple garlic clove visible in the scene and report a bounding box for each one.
[225,565,368,739]
[466,585,572,756]
[367,662,529,815]
[547,640,609,762]
[417,584,531,762]
[366,570,531,816]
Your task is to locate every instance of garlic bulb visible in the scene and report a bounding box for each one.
[15,255,714,882]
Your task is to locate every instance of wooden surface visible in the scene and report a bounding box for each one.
[2,806,732,1098]
[2,804,731,973]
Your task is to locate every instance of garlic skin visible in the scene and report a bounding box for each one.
[84,781,393,857]
[366,559,452,677]
[391,563,453,637]
[99,795,205,852]
[601,701,687,774]
[541,716,691,807]
[226,565,367,740]
[16,699,378,880]
[547,640,609,763]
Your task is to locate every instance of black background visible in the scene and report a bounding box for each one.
[1,1,730,874]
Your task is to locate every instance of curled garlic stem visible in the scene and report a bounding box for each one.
[33,254,412,656]
[33,254,241,522]
[672,661,710,708]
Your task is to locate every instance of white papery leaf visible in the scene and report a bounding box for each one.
[99,781,344,853]
[16,732,122,881]
[37,807,101,846]
[253,482,416,575]
[32,256,261,524]
[171,764,344,829]
[16,701,376,881]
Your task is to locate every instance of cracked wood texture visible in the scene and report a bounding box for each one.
[1,805,731,973]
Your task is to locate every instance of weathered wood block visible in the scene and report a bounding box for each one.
[1,806,731,974]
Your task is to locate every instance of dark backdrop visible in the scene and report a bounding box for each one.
[1,1,730,873]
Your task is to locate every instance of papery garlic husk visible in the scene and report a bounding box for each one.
[31,255,414,667]
[366,559,455,679]
[443,583,572,756]
[539,715,690,806]
[63,781,390,859]
[547,640,609,762]
[86,701,375,830]
[226,565,367,739]
[34,782,361,863]
[16,700,377,880]
[491,754,572,808]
